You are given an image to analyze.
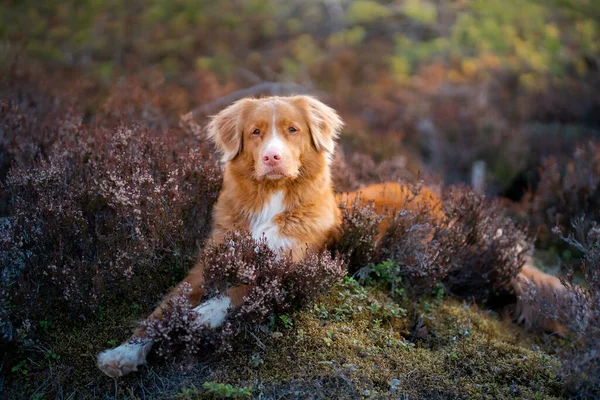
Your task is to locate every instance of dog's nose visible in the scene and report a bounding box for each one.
[262,151,282,166]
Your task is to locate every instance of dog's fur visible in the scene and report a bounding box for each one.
[97,95,568,378]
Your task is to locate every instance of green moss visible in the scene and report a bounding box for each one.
[4,298,155,398]
[202,283,564,399]
[3,280,566,399]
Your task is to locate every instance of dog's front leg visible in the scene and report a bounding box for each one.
[192,284,252,328]
[97,263,208,378]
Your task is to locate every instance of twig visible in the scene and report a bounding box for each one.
[188,82,310,117]
[236,67,263,85]
[248,329,268,351]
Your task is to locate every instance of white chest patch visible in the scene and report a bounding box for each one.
[249,190,294,254]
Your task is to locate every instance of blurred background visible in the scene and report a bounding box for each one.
[1,0,600,248]
[2,0,599,195]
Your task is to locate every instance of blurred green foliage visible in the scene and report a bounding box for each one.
[0,0,598,196]
[346,1,392,24]
[391,0,599,87]
[1,0,597,92]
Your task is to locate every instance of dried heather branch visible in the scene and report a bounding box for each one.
[145,232,346,359]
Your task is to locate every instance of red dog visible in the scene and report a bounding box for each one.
[97,96,566,378]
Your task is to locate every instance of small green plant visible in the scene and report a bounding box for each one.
[313,302,329,319]
[382,302,407,319]
[249,353,264,367]
[279,314,293,329]
[202,381,252,398]
[423,301,434,313]
[175,385,201,398]
[44,349,60,362]
[11,360,28,375]
[130,302,141,314]
[363,260,405,298]
[366,300,381,314]
[433,283,446,300]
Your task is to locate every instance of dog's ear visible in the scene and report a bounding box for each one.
[293,96,344,155]
[207,98,255,162]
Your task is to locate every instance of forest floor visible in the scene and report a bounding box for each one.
[5,276,567,399]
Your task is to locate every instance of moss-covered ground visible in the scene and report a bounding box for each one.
[4,278,568,399]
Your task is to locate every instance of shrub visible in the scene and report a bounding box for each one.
[528,220,600,396]
[0,91,222,349]
[378,205,449,294]
[334,198,383,272]
[0,89,76,182]
[359,259,406,298]
[441,187,530,302]
[338,184,529,302]
[142,231,346,358]
[524,142,600,249]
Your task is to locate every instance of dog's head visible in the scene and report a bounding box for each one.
[207,96,343,181]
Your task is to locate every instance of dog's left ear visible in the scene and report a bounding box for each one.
[293,96,344,155]
[207,98,255,163]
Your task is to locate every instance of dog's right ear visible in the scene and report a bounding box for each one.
[207,98,255,163]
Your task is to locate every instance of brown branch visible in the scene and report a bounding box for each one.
[187,82,312,117]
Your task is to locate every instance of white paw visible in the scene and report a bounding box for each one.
[97,341,152,378]
[193,295,231,328]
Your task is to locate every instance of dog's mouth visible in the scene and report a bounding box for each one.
[265,171,288,180]
[260,167,292,180]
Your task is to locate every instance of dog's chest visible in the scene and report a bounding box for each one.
[249,191,294,252]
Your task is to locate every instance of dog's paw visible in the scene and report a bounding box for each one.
[193,295,231,329]
[97,341,152,378]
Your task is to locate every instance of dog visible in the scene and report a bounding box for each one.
[97,95,568,378]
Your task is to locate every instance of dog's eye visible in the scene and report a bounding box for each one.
[251,129,261,136]
[288,127,297,133]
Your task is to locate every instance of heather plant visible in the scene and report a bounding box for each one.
[378,205,448,294]
[441,187,530,302]
[334,198,383,272]
[354,185,529,302]
[524,142,600,249]
[331,149,414,193]
[142,231,346,358]
[137,283,207,360]
[0,91,76,181]
[0,91,222,351]
[523,219,600,396]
